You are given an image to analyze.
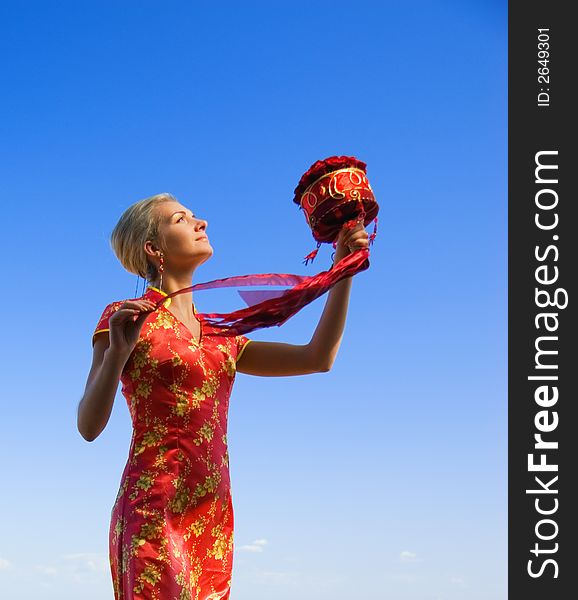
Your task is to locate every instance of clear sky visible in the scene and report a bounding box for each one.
[0,1,506,599]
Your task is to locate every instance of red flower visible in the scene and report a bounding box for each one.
[292,155,367,205]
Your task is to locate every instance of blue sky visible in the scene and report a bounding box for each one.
[0,1,506,599]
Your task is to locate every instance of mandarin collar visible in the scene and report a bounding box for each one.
[144,285,199,315]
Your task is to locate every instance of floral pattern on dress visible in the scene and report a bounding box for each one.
[92,285,252,600]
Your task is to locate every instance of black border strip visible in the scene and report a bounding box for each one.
[509,2,576,597]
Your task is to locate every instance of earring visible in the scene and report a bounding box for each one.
[158,252,164,292]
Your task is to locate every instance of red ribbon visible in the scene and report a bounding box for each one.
[147,248,371,337]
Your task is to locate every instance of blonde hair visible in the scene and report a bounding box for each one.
[110,192,177,282]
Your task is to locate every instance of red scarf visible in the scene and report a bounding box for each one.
[147,248,370,337]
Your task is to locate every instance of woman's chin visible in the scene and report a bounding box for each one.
[197,247,214,264]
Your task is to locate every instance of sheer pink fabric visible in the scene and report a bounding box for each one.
[147,248,371,337]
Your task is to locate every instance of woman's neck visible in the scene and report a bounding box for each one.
[151,276,196,318]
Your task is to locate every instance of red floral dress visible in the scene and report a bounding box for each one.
[92,285,253,600]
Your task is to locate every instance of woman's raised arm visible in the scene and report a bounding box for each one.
[236,222,369,377]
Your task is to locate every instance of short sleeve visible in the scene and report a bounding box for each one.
[235,334,253,364]
[92,301,123,346]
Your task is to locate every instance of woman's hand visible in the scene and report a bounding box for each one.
[333,220,370,264]
[108,299,157,359]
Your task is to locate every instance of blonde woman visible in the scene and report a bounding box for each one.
[77,192,368,599]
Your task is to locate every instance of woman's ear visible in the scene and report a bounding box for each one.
[143,240,160,259]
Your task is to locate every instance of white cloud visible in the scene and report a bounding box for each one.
[238,544,264,552]
[35,565,58,576]
[252,538,267,545]
[61,552,109,574]
[0,557,15,571]
[238,538,268,552]
[241,566,345,590]
[400,550,421,562]
[24,552,110,585]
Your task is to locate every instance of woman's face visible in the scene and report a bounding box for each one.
[146,200,213,271]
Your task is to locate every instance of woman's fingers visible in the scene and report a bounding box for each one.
[341,221,365,239]
[129,299,156,308]
[111,300,156,325]
[120,299,156,312]
[133,309,152,324]
[347,228,370,250]
[111,308,142,324]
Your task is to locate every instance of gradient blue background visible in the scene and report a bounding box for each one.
[0,1,507,599]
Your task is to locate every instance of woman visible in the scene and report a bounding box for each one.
[77,192,368,599]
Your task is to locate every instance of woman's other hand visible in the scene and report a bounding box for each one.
[108,299,156,359]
